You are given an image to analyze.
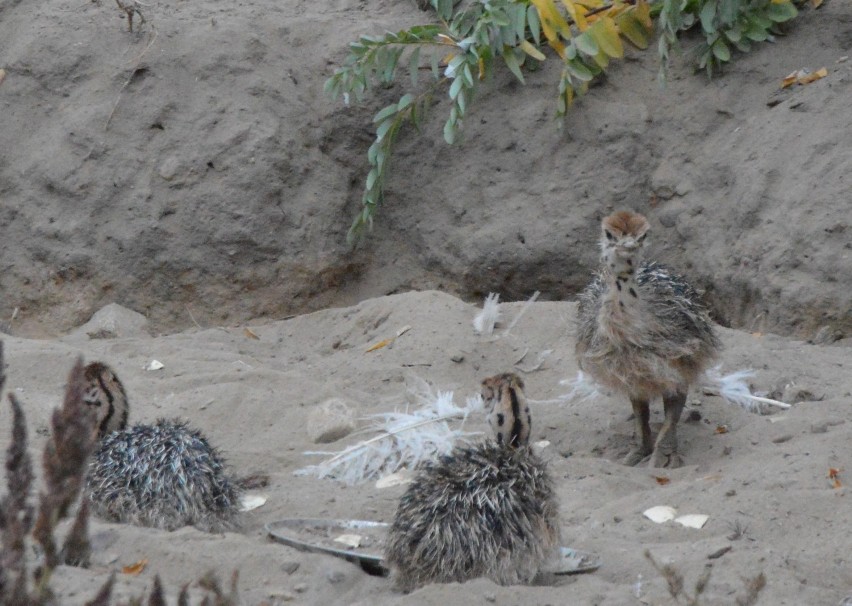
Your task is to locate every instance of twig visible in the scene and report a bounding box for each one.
[501,291,540,337]
[115,0,146,32]
[186,306,203,330]
[104,27,158,130]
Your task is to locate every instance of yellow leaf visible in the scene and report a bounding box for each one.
[798,67,827,84]
[591,49,610,70]
[243,327,260,340]
[531,2,558,43]
[122,559,148,575]
[590,16,624,58]
[783,67,828,88]
[632,0,653,29]
[781,70,799,88]
[810,0,823,6]
[561,0,588,31]
[530,0,572,42]
[520,39,547,61]
[829,468,842,488]
[549,37,567,59]
[575,0,603,7]
[654,476,671,485]
[366,338,392,352]
[436,34,456,45]
[616,12,648,49]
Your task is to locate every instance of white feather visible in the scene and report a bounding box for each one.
[296,384,485,485]
[702,366,790,413]
[473,293,501,335]
[559,371,602,403]
[502,290,540,336]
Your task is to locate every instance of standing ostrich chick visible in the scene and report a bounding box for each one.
[83,362,241,531]
[576,211,720,468]
[384,373,561,591]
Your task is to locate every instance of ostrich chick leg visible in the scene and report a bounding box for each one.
[649,391,686,469]
[623,397,653,466]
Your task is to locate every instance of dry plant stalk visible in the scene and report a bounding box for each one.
[115,0,145,32]
[645,550,766,606]
[32,357,97,578]
[1,343,36,604]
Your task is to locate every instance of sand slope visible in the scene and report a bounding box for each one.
[1,291,849,604]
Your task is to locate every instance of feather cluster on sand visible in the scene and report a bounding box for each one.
[296,383,483,485]
[473,292,501,335]
[702,366,790,413]
[561,367,789,413]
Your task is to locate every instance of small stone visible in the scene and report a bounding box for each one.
[307,398,356,444]
[685,409,702,422]
[293,583,308,593]
[450,352,465,363]
[326,570,346,584]
[281,561,300,575]
[810,423,829,434]
[771,434,793,444]
[484,593,497,603]
[811,325,842,344]
[782,384,825,404]
[674,179,693,196]
[650,160,680,200]
[158,156,181,181]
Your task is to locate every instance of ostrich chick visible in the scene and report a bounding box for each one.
[83,362,241,532]
[384,373,561,591]
[576,211,720,468]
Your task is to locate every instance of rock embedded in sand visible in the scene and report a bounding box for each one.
[307,398,356,444]
[69,303,150,340]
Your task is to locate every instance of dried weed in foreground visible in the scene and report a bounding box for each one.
[644,549,766,606]
[32,357,98,577]
[0,344,241,604]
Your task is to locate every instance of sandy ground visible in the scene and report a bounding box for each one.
[1,291,850,604]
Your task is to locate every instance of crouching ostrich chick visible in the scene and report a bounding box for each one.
[384,373,561,591]
[82,362,240,532]
[576,211,720,468]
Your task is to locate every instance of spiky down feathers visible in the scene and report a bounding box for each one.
[87,419,240,532]
[576,261,720,397]
[384,441,560,590]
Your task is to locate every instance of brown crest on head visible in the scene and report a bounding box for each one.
[602,211,650,239]
[481,372,531,448]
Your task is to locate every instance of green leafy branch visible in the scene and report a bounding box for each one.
[327,0,800,243]
[658,0,798,79]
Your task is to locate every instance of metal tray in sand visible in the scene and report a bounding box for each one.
[266,518,601,577]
